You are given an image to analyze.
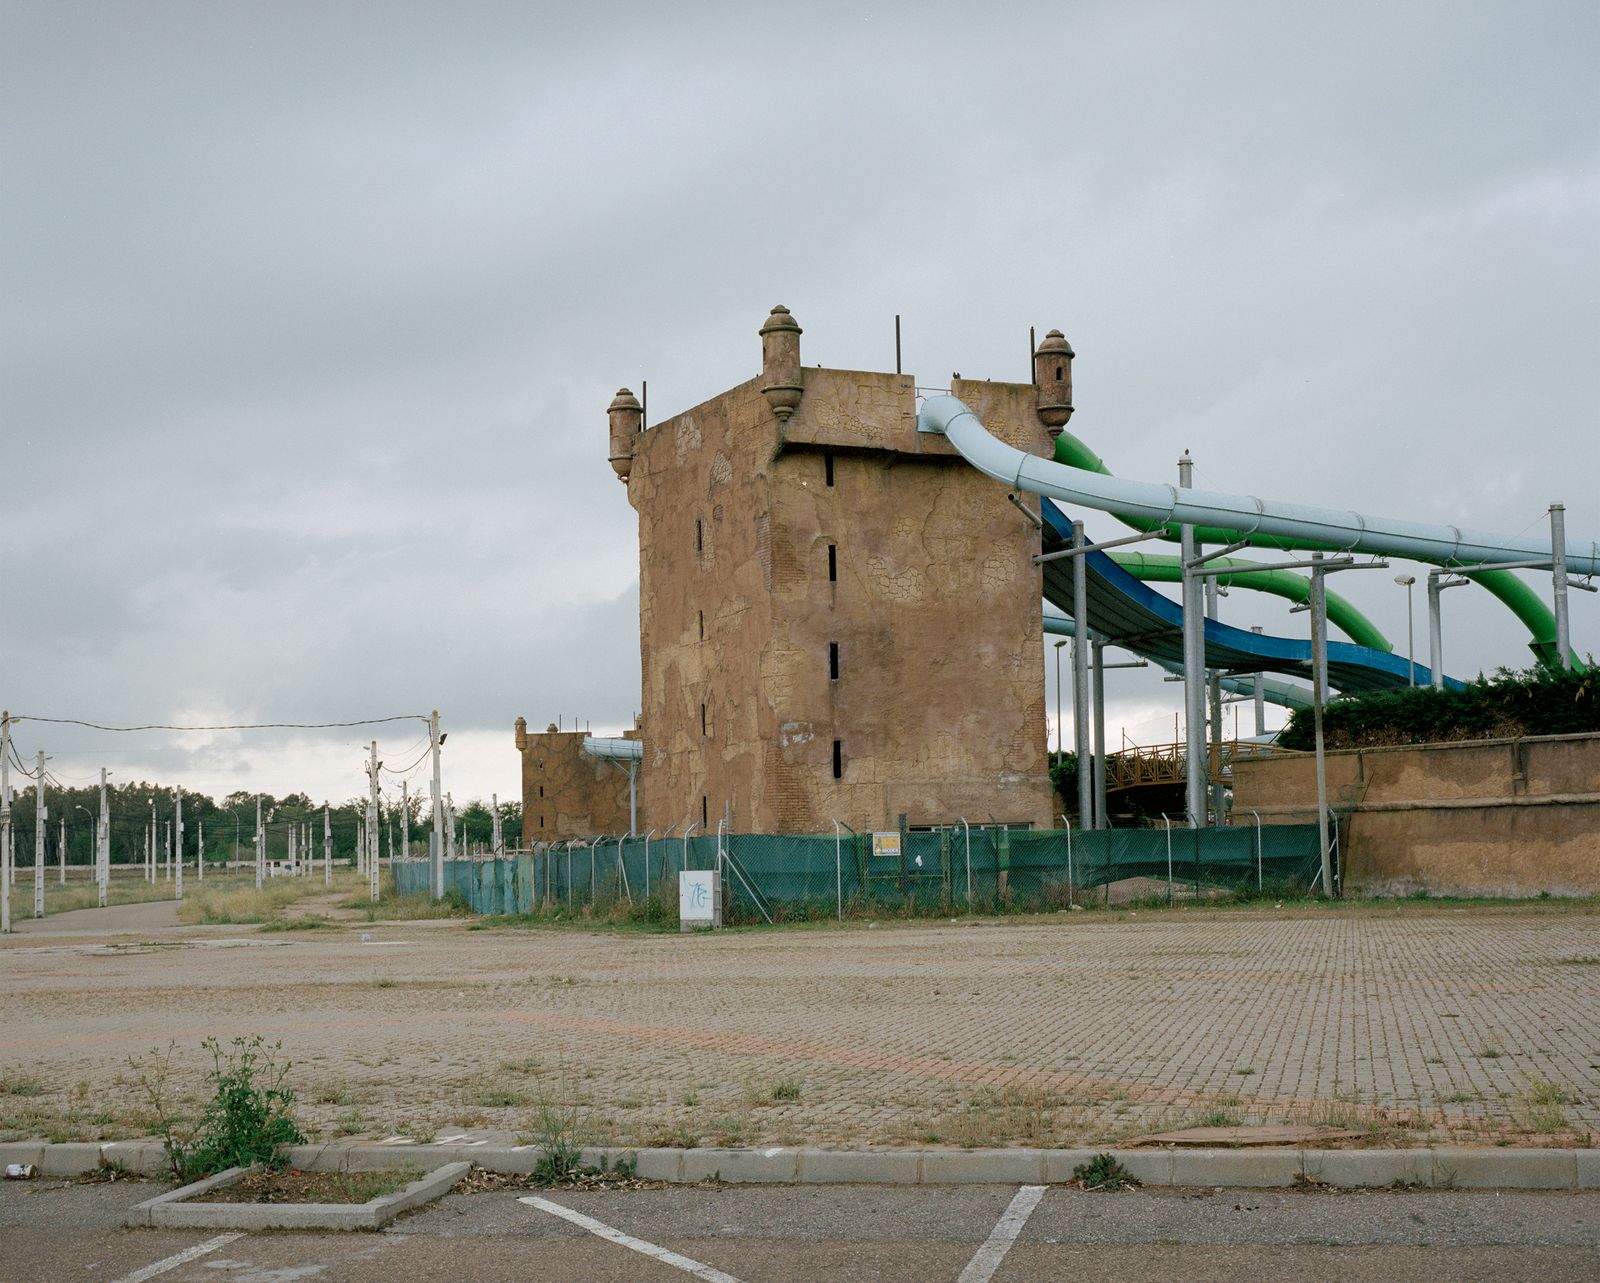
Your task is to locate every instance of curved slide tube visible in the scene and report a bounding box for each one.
[917,394,1598,574]
[1043,603,1312,712]
[1037,497,1444,692]
[1108,550,1389,651]
[1052,429,1572,664]
[583,736,642,761]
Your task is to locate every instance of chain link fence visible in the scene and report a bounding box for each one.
[395,823,1325,919]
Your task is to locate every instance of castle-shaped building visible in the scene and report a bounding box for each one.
[520,308,1075,839]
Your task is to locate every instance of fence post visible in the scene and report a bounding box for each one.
[1252,811,1262,892]
[1163,814,1174,907]
[1064,816,1073,910]
[960,817,971,907]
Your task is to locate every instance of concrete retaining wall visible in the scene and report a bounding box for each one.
[1232,733,1600,897]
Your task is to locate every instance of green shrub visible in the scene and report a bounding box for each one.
[1279,663,1597,751]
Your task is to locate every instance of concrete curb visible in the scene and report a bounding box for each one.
[125,1162,471,1231]
[11,1139,1596,1191]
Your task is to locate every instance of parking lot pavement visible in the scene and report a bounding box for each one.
[3,906,1596,1150]
[5,1177,1597,1283]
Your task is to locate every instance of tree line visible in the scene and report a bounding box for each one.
[1,780,521,866]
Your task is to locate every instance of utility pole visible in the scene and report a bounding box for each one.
[1179,452,1207,828]
[430,710,444,900]
[323,805,331,886]
[34,750,47,919]
[445,793,457,861]
[367,741,382,903]
[58,816,66,885]
[174,787,183,901]
[400,780,409,861]
[97,768,110,907]
[1205,575,1225,826]
[1,709,11,933]
[255,795,264,890]
[492,792,502,857]
[1310,554,1333,897]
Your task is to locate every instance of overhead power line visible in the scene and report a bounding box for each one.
[8,714,429,733]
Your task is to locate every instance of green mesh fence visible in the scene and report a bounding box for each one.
[398,824,1324,917]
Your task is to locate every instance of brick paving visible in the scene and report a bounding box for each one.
[1,907,1596,1149]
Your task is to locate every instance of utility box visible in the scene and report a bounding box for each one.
[678,869,721,932]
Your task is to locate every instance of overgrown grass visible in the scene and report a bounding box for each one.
[178,879,330,925]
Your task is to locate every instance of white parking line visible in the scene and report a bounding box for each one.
[520,1195,747,1283]
[111,1233,244,1283]
[956,1185,1046,1283]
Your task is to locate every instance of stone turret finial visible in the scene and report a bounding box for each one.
[1033,329,1075,434]
[514,717,528,752]
[608,387,643,481]
[759,304,804,421]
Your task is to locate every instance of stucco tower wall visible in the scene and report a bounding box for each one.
[625,346,1056,834]
[518,724,631,844]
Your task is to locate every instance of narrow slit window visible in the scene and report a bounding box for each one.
[824,453,835,487]
[702,796,709,828]
[539,815,544,827]
[829,642,839,680]
[695,518,703,554]
[701,702,708,735]
[1055,365,1063,380]
[832,739,843,779]
[827,543,837,582]
[538,786,544,798]
[698,609,705,640]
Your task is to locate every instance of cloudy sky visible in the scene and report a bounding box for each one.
[3,1,1597,814]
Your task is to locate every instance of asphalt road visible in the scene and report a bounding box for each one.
[5,1177,1597,1282]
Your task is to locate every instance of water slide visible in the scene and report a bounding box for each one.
[917,394,1599,686]
[1042,603,1313,711]
[1051,425,1577,666]
[1038,496,1444,693]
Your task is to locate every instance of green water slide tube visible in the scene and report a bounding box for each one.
[1053,431,1566,667]
[1107,550,1389,651]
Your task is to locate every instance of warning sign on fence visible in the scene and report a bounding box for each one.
[871,831,901,860]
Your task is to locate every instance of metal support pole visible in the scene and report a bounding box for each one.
[1179,454,1206,827]
[1071,520,1092,829]
[1053,639,1066,763]
[1162,813,1173,906]
[1205,574,1224,826]
[1551,503,1572,669]
[368,741,381,903]
[97,767,109,907]
[174,787,183,900]
[254,795,263,890]
[1249,626,1266,737]
[1091,639,1107,830]
[324,805,331,885]
[629,760,638,837]
[492,792,502,857]
[1310,554,1333,897]
[35,751,47,918]
[58,816,65,885]
[1,711,11,933]
[1427,571,1445,691]
[430,710,445,899]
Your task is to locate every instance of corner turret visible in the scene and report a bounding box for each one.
[759,304,804,421]
[608,387,643,481]
[1033,329,1074,434]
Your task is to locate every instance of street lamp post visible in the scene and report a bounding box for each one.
[1394,575,1416,686]
[1053,639,1067,761]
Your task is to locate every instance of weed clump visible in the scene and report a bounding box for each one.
[130,1036,304,1182]
[1072,1152,1138,1190]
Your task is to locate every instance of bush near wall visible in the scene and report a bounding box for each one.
[1279,663,1599,751]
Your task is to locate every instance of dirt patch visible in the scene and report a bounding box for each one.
[457,1164,662,1194]
[193,1167,419,1204]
